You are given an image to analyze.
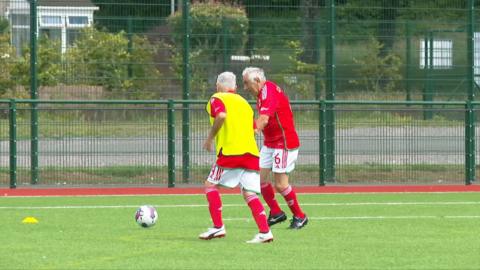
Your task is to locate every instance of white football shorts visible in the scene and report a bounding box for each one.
[207,164,261,193]
[259,146,299,173]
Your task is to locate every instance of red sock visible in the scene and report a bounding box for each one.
[205,187,223,228]
[261,182,283,215]
[246,194,270,233]
[281,185,305,218]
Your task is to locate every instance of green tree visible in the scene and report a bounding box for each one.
[279,40,323,99]
[0,17,8,34]
[336,0,466,53]
[299,0,323,64]
[0,31,17,96]
[0,18,29,99]
[91,0,171,33]
[349,36,402,92]
[66,27,160,99]
[12,36,64,89]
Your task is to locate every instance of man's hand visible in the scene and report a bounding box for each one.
[255,114,269,133]
[203,138,214,152]
[204,112,225,153]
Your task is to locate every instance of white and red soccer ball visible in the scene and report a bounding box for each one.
[135,205,158,228]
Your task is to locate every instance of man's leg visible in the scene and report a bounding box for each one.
[260,168,283,216]
[205,181,223,228]
[259,145,287,226]
[274,173,304,218]
[274,173,308,229]
[199,181,226,239]
[243,191,270,233]
[243,190,273,243]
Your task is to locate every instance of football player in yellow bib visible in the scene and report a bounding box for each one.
[199,71,273,244]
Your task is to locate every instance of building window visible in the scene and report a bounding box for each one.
[11,28,29,55]
[68,16,88,26]
[40,28,62,41]
[419,39,453,69]
[10,14,29,26]
[9,14,30,55]
[40,15,63,27]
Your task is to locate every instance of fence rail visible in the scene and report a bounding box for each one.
[0,99,478,188]
[1,0,480,101]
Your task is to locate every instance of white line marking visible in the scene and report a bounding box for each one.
[0,201,479,210]
[223,215,480,221]
[302,201,480,206]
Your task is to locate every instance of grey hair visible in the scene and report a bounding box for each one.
[242,67,266,83]
[216,71,237,89]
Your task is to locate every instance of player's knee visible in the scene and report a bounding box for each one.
[242,191,256,201]
[204,180,215,187]
[273,181,288,192]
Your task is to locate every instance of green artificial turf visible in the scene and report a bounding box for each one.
[1,192,479,269]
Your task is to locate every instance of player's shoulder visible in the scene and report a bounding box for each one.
[264,80,277,89]
[265,80,284,93]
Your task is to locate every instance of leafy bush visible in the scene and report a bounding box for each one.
[65,27,160,99]
[349,36,402,92]
[0,33,16,96]
[277,40,323,99]
[12,36,64,89]
[0,18,29,99]
[168,1,248,55]
[0,17,8,34]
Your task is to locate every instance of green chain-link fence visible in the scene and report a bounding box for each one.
[1,1,480,187]
[0,99,478,188]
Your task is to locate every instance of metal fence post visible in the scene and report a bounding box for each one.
[30,0,39,185]
[167,100,176,188]
[325,0,336,182]
[319,100,326,186]
[314,19,321,100]
[467,0,475,102]
[9,99,17,189]
[405,21,411,104]
[182,0,191,182]
[465,101,475,185]
[465,0,475,184]
[127,16,133,78]
[422,32,434,120]
[222,17,230,71]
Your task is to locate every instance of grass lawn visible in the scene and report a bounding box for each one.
[1,192,479,269]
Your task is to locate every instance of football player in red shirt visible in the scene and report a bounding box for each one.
[242,67,308,229]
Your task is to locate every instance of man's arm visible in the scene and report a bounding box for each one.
[203,112,226,152]
[255,114,269,133]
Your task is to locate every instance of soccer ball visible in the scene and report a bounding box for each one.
[135,205,158,228]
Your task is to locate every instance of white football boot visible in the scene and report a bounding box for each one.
[198,225,226,240]
[246,230,273,244]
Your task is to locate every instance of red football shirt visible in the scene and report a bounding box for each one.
[208,96,259,171]
[256,81,300,149]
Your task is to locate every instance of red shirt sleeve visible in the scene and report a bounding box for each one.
[209,97,226,118]
[258,82,277,117]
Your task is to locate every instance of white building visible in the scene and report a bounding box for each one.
[5,0,98,54]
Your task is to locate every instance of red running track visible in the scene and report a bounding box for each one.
[1,185,479,197]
